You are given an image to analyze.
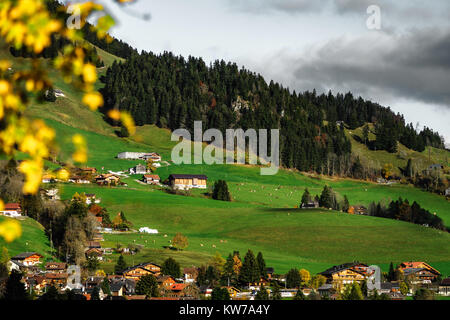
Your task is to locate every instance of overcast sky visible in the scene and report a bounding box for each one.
[80,0,450,146]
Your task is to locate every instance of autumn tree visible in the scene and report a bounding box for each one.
[172,232,188,250]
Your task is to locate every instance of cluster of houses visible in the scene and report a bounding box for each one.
[315,261,444,300]
[300,201,368,215]
[117,152,161,162]
[3,251,449,300]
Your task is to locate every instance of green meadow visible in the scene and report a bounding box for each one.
[1,40,449,278]
[0,217,53,260]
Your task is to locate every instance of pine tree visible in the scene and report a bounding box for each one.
[286,268,301,288]
[293,288,306,300]
[271,282,282,300]
[255,285,269,300]
[91,287,100,300]
[101,277,111,296]
[212,180,231,201]
[256,252,266,279]
[342,195,350,212]
[162,257,181,278]
[211,287,230,300]
[239,250,259,285]
[301,188,312,207]
[136,274,159,298]
[4,270,28,300]
[114,255,127,274]
[388,262,395,282]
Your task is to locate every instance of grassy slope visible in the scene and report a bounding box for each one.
[0,217,53,260]
[1,41,449,276]
[347,124,449,175]
[58,182,450,276]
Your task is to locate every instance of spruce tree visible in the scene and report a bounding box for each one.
[114,255,127,274]
[5,270,28,300]
[255,285,269,300]
[239,250,259,285]
[136,274,159,298]
[256,252,266,279]
[286,268,301,288]
[162,257,181,278]
[301,188,312,207]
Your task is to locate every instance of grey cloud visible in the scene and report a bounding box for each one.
[226,0,327,14]
[285,28,450,107]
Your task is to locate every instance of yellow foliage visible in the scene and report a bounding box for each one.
[82,91,104,110]
[0,219,22,243]
[0,0,117,242]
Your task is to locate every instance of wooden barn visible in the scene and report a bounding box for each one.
[168,174,207,190]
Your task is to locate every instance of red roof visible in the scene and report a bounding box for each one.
[144,175,160,180]
[4,203,21,210]
[170,283,187,291]
[401,262,425,268]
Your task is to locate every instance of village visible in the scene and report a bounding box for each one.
[0,151,449,301]
[1,249,449,300]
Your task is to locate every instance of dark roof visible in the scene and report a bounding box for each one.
[122,262,161,274]
[381,282,393,290]
[110,282,125,292]
[12,252,43,260]
[319,262,368,276]
[169,174,208,180]
[403,268,425,276]
[440,278,450,286]
[318,284,333,291]
[265,267,274,274]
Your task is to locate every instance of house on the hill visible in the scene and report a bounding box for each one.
[319,262,372,292]
[117,152,161,162]
[45,262,67,273]
[143,174,160,185]
[439,278,450,296]
[398,261,440,284]
[85,193,100,205]
[165,283,199,299]
[348,205,368,215]
[42,174,55,184]
[69,176,91,184]
[157,275,176,288]
[300,201,319,209]
[183,267,198,284]
[129,163,148,175]
[122,262,162,280]
[45,272,69,288]
[81,167,97,175]
[95,174,120,186]
[11,252,43,267]
[0,203,22,218]
[168,174,208,190]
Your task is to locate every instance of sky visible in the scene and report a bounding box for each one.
[77,0,450,147]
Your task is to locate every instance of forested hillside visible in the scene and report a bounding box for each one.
[99,52,444,175]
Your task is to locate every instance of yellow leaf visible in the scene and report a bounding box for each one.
[82,63,97,83]
[82,92,103,110]
[0,219,22,243]
[107,109,121,121]
[0,80,10,96]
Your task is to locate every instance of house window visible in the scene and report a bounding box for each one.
[192,178,198,186]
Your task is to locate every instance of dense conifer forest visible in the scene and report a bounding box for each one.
[99,51,444,174]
